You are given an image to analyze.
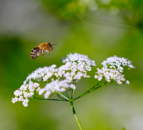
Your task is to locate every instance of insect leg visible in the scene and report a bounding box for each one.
[42,49,45,57]
[46,50,50,54]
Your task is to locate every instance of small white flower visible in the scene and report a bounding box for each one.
[94,75,98,79]
[23,92,28,98]
[36,87,41,92]
[128,64,135,68]
[19,85,25,90]
[117,80,122,84]
[39,89,45,95]
[126,80,130,84]
[22,99,29,107]
[12,97,19,103]
[70,84,76,89]
[33,83,40,88]
[19,96,24,101]
[44,91,51,99]
[14,90,22,96]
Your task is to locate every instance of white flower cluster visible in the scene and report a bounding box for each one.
[62,53,95,66]
[61,53,96,80]
[102,56,135,72]
[39,80,76,99]
[12,81,40,107]
[95,56,135,84]
[12,53,96,107]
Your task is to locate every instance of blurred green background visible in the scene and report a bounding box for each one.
[0,0,143,130]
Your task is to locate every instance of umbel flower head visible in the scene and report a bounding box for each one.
[12,53,135,107]
[12,53,96,107]
[94,55,135,84]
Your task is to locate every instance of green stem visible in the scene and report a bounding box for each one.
[71,89,75,100]
[33,97,68,101]
[74,81,107,101]
[65,91,70,99]
[70,101,83,130]
[59,93,69,100]
[57,93,68,100]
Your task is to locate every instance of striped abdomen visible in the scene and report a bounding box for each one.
[30,46,41,60]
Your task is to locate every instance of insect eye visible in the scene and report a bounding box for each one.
[48,44,51,47]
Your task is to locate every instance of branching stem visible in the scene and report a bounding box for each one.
[74,81,107,101]
[34,81,107,130]
[59,93,69,100]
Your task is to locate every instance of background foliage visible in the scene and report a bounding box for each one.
[0,0,143,130]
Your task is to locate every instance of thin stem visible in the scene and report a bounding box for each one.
[59,93,69,100]
[70,102,83,130]
[71,89,75,100]
[74,81,107,101]
[71,80,77,99]
[57,93,68,100]
[92,81,107,91]
[33,97,68,101]
[65,91,70,99]
[84,81,101,92]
